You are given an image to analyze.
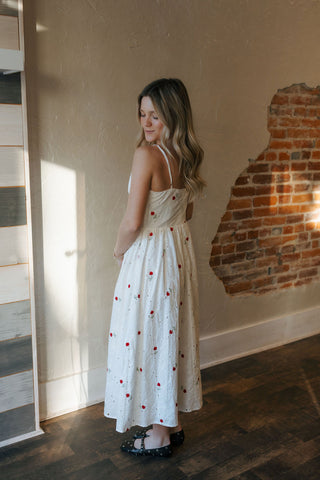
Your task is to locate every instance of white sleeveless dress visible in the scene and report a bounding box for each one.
[104,145,202,433]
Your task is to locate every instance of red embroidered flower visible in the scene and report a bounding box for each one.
[176,403,178,407]
[149,232,153,237]
[166,291,170,296]
[154,346,157,351]
[120,379,123,384]
[157,382,161,387]
[138,294,140,298]
[183,389,187,393]
[128,284,130,288]
[142,405,146,409]
[170,227,173,231]
[138,331,141,335]
[186,237,189,241]
[150,310,154,315]
[110,333,112,337]
[149,271,153,276]
[115,296,118,301]
[180,301,183,306]
[172,196,176,200]
[126,393,130,398]
[126,342,130,347]
[151,211,155,216]
[169,330,173,334]
[181,354,184,358]
[173,367,176,371]
[160,419,163,423]
[140,368,142,372]
[178,264,181,269]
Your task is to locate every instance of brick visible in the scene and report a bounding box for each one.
[232,186,256,197]
[253,277,275,288]
[289,95,312,105]
[212,266,229,277]
[279,205,300,215]
[281,253,301,262]
[210,256,221,267]
[231,261,255,272]
[255,186,275,195]
[248,230,259,239]
[308,161,320,170]
[252,174,273,184]
[291,162,307,171]
[269,140,293,149]
[265,246,281,256]
[211,245,222,255]
[293,107,306,116]
[279,118,300,127]
[279,152,290,161]
[293,140,315,149]
[298,232,309,242]
[278,195,291,204]
[291,151,301,160]
[299,267,318,278]
[233,210,253,220]
[272,94,289,105]
[246,250,264,260]
[307,107,320,117]
[301,248,320,258]
[263,216,286,225]
[220,233,235,244]
[300,204,318,213]
[222,244,235,254]
[221,274,244,285]
[226,281,252,294]
[218,222,237,233]
[276,184,293,193]
[294,278,314,287]
[312,240,319,248]
[271,265,290,274]
[286,214,304,224]
[235,175,250,185]
[301,118,320,127]
[221,211,232,222]
[268,116,278,127]
[253,196,278,207]
[292,173,312,181]
[236,240,256,253]
[275,173,291,183]
[311,150,320,159]
[277,273,297,283]
[256,153,265,161]
[313,172,320,181]
[281,245,296,254]
[259,235,297,248]
[288,128,309,138]
[311,231,320,239]
[294,223,305,232]
[292,193,314,203]
[222,253,246,264]
[271,164,290,172]
[270,128,287,138]
[280,282,293,288]
[257,286,278,294]
[227,198,252,210]
[302,150,311,159]
[294,183,310,192]
[240,219,262,229]
[256,257,278,268]
[247,163,269,173]
[283,225,294,234]
[253,207,278,217]
[259,228,272,237]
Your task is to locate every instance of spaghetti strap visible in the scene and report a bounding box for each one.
[153,144,173,187]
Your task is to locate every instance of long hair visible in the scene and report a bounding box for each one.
[136,78,206,200]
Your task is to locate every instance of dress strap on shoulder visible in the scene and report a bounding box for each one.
[153,144,173,187]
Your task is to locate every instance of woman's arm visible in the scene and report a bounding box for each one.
[186,202,193,221]
[113,148,153,261]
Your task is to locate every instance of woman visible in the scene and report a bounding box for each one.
[104,78,205,457]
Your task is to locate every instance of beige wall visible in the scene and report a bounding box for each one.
[24,0,320,418]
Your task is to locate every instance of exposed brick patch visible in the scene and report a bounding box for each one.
[210,84,320,296]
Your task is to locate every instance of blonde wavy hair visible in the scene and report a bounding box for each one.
[136,78,206,200]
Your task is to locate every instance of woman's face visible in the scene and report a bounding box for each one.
[140,96,164,144]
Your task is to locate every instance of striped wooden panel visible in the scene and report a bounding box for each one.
[0,370,33,413]
[0,72,21,104]
[0,300,31,341]
[0,404,35,442]
[0,225,28,266]
[0,264,29,304]
[0,104,23,145]
[0,147,24,186]
[0,336,32,377]
[0,15,19,50]
[0,187,26,227]
[0,1,18,17]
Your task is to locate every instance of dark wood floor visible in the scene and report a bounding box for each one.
[1,334,320,479]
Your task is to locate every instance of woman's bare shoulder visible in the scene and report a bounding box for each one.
[133,145,161,166]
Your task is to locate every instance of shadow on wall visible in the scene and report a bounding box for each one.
[210,84,320,296]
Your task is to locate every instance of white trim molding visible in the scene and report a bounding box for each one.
[199,306,320,369]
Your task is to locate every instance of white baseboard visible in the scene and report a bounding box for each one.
[0,428,44,449]
[39,307,320,421]
[199,306,320,369]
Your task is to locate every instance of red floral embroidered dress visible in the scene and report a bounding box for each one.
[104,144,202,432]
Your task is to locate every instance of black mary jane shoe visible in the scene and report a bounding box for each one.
[120,436,172,457]
[133,427,185,447]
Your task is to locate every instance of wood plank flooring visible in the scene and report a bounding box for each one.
[1,334,320,479]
